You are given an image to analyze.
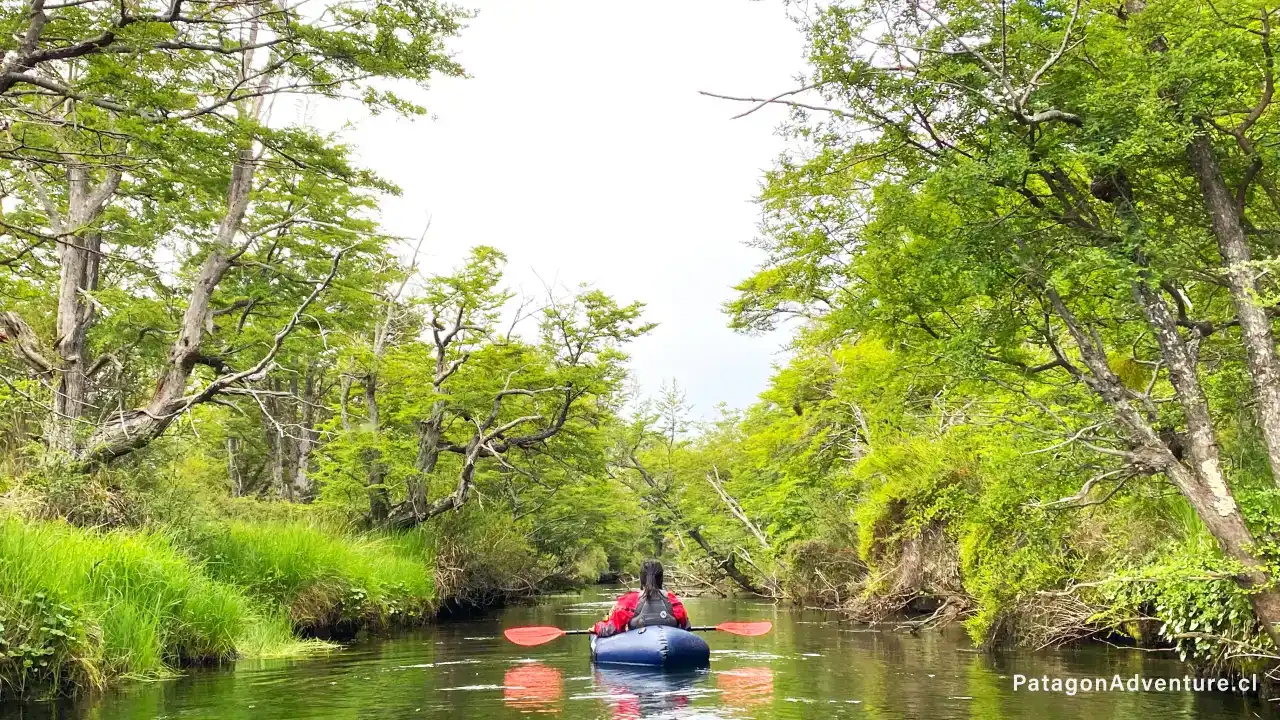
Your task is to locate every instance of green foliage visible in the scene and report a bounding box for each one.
[659,331,1265,661]
[0,590,91,697]
[427,507,552,606]
[573,545,612,584]
[683,0,1280,668]
[0,0,663,696]
[1100,557,1264,666]
[852,438,975,564]
[956,489,1079,644]
[0,0,468,472]
[305,245,651,578]
[12,0,1280,697]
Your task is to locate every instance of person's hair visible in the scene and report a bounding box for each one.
[638,559,664,600]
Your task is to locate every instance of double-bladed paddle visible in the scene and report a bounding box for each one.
[503,621,773,647]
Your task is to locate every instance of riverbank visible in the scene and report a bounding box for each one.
[666,530,1279,686]
[0,487,622,702]
[0,516,442,698]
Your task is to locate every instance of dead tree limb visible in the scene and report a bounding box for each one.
[706,465,770,550]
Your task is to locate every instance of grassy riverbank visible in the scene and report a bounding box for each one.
[0,481,622,701]
[0,516,438,698]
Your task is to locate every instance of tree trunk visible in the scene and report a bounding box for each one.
[46,164,119,455]
[364,371,379,429]
[262,376,297,500]
[292,366,318,502]
[686,527,769,596]
[48,229,94,453]
[624,453,769,595]
[363,371,390,520]
[388,434,481,529]
[706,466,770,550]
[1047,284,1280,646]
[364,446,389,523]
[1131,284,1280,639]
[283,375,299,500]
[1187,134,1280,488]
[269,431,285,499]
[79,149,256,466]
[408,402,447,512]
[227,436,243,497]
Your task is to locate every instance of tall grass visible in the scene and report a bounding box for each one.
[188,521,435,634]
[0,517,433,699]
[233,607,325,659]
[0,519,252,695]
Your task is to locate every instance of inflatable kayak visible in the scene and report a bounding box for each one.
[590,626,711,669]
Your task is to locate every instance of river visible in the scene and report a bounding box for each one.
[4,586,1276,719]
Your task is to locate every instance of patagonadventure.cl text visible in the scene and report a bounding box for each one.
[1013,674,1259,695]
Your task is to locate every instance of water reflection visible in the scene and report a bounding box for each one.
[590,668,701,720]
[716,666,774,707]
[504,663,564,713]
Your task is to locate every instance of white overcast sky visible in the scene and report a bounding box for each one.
[327,0,807,416]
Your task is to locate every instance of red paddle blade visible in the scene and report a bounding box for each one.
[716,621,773,636]
[504,626,568,646]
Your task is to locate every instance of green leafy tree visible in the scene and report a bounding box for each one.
[723,0,1280,642]
[311,247,655,530]
[0,0,465,468]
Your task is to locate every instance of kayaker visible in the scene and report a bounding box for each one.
[591,559,690,637]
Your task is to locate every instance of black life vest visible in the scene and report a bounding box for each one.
[628,590,679,630]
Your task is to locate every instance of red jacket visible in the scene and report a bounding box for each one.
[591,590,690,637]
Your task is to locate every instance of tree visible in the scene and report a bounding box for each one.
[611,384,773,596]
[309,247,653,529]
[386,268,654,528]
[722,0,1280,642]
[0,0,465,468]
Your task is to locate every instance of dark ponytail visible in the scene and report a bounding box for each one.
[638,559,664,602]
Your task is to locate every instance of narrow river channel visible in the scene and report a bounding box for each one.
[6,586,1276,719]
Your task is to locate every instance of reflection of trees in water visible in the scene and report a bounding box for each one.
[503,663,563,713]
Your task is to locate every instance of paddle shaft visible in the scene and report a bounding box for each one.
[504,621,769,646]
[563,625,725,636]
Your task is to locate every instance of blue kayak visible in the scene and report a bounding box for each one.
[590,626,711,668]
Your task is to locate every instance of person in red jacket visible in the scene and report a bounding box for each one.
[591,559,690,637]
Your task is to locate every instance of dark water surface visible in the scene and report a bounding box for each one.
[6,586,1276,719]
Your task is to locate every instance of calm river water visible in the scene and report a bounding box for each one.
[5,586,1277,719]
